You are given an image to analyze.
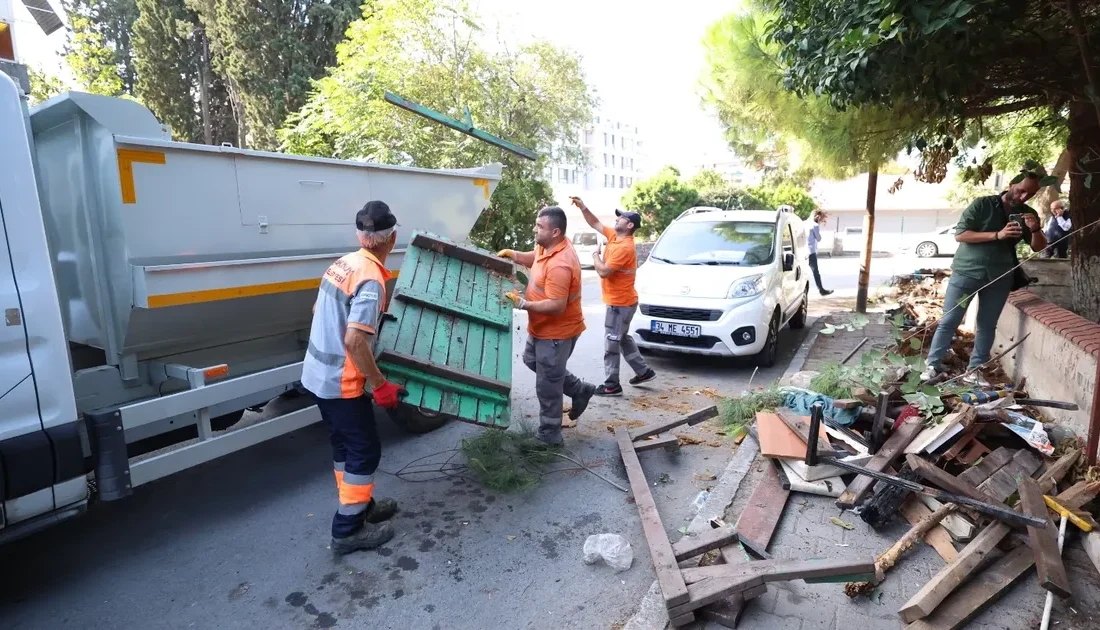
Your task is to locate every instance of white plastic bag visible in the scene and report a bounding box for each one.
[583,533,633,572]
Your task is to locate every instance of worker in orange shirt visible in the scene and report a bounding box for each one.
[570,197,656,395]
[497,206,597,445]
[301,200,407,555]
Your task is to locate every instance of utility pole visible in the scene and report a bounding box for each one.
[855,169,878,313]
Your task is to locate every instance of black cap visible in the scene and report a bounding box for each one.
[615,209,642,227]
[356,200,398,232]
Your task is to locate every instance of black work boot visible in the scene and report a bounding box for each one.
[629,369,657,386]
[569,383,597,420]
[594,383,623,396]
[331,522,395,555]
[364,497,398,524]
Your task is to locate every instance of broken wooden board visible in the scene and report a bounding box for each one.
[836,419,924,509]
[614,427,689,607]
[756,410,830,459]
[775,408,838,457]
[977,449,1043,503]
[734,460,790,551]
[671,526,741,562]
[917,495,976,542]
[958,446,1015,487]
[941,424,982,461]
[781,451,874,482]
[629,406,719,441]
[1018,475,1071,598]
[906,454,997,505]
[904,545,1034,630]
[904,405,976,455]
[634,434,681,453]
[778,459,844,497]
[901,496,959,563]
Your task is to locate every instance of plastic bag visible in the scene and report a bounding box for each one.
[1002,411,1054,456]
[583,533,633,572]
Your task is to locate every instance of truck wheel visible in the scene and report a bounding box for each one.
[755,312,780,368]
[789,288,808,329]
[389,405,449,434]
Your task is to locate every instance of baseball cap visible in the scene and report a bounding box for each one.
[615,209,642,228]
[355,200,398,232]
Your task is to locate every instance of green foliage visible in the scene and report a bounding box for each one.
[460,429,559,492]
[808,363,853,399]
[64,0,138,96]
[946,170,997,208]
[982,110,1067,178]
[717,385,787,428]
[132,0,202,141]
[26,67,66,105]
[468,177,555,251]
[688,169,768,211]
[749,181,817,219]
[621,166,701,238]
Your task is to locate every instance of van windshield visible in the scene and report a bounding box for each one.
[572,232,598,246]
[650,221,776,266]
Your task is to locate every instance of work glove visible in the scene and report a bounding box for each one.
[496,249,514,259]
[505,291,526,309]
[372,380,408,409]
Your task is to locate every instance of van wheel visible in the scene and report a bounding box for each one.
[789,288,808,329]
[755,312,780,368]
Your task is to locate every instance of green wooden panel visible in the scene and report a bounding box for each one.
[377,231,513,428]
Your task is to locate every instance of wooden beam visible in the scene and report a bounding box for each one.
[904,545,1034,630]
[836,419,924,509]
[634,434,680,453]
[734,460,790,551]
[978,450,1043,503]
[958,446,1015,486]
[901,497,959,563]
[671,526,740,562]
[614,428,689,607]
[918,495,976,542]
[629,406,718,441]
[1018,475,1071,598]
[906,454,997,504]
[411,232,517,274]
[394,287,510,330]
[377,350,510,394]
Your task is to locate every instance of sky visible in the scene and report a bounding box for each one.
[11,0,743,173]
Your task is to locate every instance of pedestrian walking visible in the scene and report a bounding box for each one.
[301,200,407,555]
[570,196,656,396]
[808,209,833,296]
[497,206,596,445]
[921,174,1048,387]
[1041,199,1071,259]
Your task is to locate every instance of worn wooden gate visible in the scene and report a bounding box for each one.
[376,232,515,428]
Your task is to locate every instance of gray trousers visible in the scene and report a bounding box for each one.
[603,304,649,386]
[926,272,1013,371]
[523,335,586,445]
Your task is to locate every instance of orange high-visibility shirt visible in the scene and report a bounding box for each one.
[525,239,585,340]
[599,226,638,307]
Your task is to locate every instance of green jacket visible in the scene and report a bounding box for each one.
[951,194,1037,281]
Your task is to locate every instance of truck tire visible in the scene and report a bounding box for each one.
[789,287,808,329]
[388,405,449,434]
[755,311,780,368]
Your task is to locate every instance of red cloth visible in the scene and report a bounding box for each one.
[892,404,921,431]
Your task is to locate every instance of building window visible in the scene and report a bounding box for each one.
[630,158,634,170]
[619,175,625,188]
[604,133,609,147]
[627,177,633,187]
[604,153,609,167]
[584,130,594,144]
[611,134,616,147]
[595,116,600,124]
[559,168,569,183]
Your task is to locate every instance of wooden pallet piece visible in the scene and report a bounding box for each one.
[756,410,829,459]
[734,460,791,550]
[917,495,976,541]
[958,446,1015,486]
[775,408,838,457]
[671,526,741,562]
[906,454,996,504]
[957,439,991,466]
[904,406,976,455]
[900,496,959,563]
[411,231,514,275]
[941,424,981,461]
[629,406,719,441]
[1017,475,1071,598]
[378,350,510,394]
[634,434,681,453]
[978,450,1043,503]
[896,449,1079,623]
[836,419,924,509]
[904,545,1034,630]
[614,427,690,607]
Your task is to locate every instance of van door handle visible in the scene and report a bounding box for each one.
[795,268,801,281]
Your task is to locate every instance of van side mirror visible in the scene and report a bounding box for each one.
[783,253,795,272]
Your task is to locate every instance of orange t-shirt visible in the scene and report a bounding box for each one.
[525,239,586,340]
[599,226,639,306]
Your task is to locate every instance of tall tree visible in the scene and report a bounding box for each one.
[280,0,595,251]
[189,0,359,149]
[622,167,701,238]
[26,66,67,105]
[63,0,138,96]
[762,0,1100,319]
[701,10,916,311]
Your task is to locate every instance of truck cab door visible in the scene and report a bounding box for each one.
[780,222,800,316]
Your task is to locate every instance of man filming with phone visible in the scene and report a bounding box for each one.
[921,171,1047,387]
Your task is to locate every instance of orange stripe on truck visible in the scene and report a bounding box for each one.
[146,269,400,308]
[117,148,166,204]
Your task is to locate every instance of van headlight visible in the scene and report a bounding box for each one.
[728,274,766,298]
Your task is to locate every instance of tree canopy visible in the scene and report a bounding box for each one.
[279,0,596,251]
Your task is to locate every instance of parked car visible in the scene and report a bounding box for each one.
[906,226,959,258]
[572,230,604,268]
[632,207,810,366]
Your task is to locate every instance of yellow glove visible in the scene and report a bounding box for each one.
[504,291,525,309]
[497,249,514,259]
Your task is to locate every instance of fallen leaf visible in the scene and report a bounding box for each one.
[306,513,314,518]
[657,473,672,484]
[829,517,855,530]
[507,536,517,541]
[678,434,705,445]
[678,526,689,535]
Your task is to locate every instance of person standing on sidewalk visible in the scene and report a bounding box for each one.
[569,197,656,396]
[921,175,1047,386]
[808,209,833,296]
[301,200,406,555]
[497,206,596,445]
[1041,199,1071,259]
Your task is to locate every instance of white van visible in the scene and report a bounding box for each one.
[633,207,811,366]
[571,230,604,268]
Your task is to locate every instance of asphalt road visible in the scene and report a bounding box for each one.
[1,275,819,629]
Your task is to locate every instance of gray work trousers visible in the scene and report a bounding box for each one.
[926,272,1013,371]
[603,304,649,386]
[523,335,586,445]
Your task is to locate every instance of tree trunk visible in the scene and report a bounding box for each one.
[198,31,213,145]
[1035,148,1071,220]
[856,169,878,313]
[1068,101,1100,321]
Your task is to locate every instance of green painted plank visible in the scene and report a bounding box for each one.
[380,363,509,405]
[420,384,443,412]
[424,255,459,417]
[391,243,437,356]
[448,261,477,421]
[395,242,422,291]
[394,286,510,330]
[402,378,425,408]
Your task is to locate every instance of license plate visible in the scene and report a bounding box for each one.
[651,320,702,337]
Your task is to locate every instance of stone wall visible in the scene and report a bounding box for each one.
[994,290,1098,438]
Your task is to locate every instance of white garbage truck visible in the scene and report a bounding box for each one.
[0,72,501,544]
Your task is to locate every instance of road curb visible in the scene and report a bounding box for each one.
[780,317,825,383]
[623,436,760,630]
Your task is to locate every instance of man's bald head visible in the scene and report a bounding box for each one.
[1052,200,1066,216]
